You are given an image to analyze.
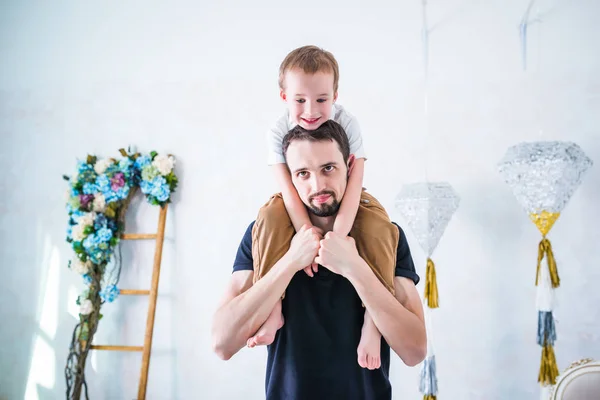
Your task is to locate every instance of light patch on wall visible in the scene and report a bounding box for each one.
[24,239,61,399]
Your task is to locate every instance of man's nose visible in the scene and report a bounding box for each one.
[311,175,326,192]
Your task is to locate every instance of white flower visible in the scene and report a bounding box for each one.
[80,299,93,315]
[77,212,96,227]
[94,159,113,175]
[92,193,106,212]
[71,224,87,242]
[71,258,91,275]
[152,154,175,176]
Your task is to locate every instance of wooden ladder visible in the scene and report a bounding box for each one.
[90,204,168,400]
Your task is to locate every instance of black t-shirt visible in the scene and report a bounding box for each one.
[232,221,419,400]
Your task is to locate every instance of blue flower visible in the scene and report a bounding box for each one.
[104,191,119,204]
[96,175,111,193]
[115,186,130,200]
[135,155,151,169]
[77,161,93,174]
[96,227,113,243]
[140,180,152,195]
[66,226,73,238]
[149,176,170,202]
[119,157,133,171]
[82,274,93,285]
[83,234,98,250]
[100,284,120,303]
[82,182,98,195]
[94,214,108,230]
[71,187,81,197]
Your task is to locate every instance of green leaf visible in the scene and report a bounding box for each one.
[98,313,103,320]
[119,148,128,157]
[63,175,70,181]
[109,237,118,246]
[86,155,97,165]
[83,225,94,235]
[150,151,158,160]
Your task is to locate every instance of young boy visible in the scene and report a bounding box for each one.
[248,45,399,370]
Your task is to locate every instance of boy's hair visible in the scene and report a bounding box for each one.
[282,120,350,165]
[278,45,340,93]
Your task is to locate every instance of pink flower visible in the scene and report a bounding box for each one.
[110,172,125,191]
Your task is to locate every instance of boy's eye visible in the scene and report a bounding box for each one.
[317,99,328,103]
[296,99,305,104]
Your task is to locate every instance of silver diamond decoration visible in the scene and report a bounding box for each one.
[498,141,593,215]
[394,182,460,257]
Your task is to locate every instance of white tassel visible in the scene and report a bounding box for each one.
[536,252,554,312]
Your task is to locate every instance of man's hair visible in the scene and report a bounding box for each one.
[282,120,350,165]
[278,45,340,93]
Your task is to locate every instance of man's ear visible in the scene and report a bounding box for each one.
[347,154,356,176]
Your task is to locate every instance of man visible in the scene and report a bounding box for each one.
[211,120,427,400]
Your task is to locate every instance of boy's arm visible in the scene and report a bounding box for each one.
[272,163,312,232]
[333,157,365,236]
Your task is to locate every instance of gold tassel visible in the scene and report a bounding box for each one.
[425,258,439,309]
[538,344,559,386]
[423,395,437,400]
[536,238,560,288]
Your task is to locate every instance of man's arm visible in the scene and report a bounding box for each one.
[211,257,297,360]
[346,264,426,366]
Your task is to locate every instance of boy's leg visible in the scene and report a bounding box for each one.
[350,190,399,368]
[251,193,295,284]
[247,193,294,347]
[357,309,382,370]
[247,298,284,348]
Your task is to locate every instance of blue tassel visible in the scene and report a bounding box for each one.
[537,311,556,346]
[419,355,438,396]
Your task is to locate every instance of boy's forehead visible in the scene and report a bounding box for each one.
[284,69,335,88]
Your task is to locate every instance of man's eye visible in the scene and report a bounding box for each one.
[296,99,305,104]
[298,171,308,178]
[324,166,334,172]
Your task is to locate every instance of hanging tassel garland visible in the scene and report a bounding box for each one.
[537,311,556,347]
[419,355,438,399]
[538,343,559,386]
[425,258,439,308]
[536,238,560,288]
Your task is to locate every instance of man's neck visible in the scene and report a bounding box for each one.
[309,213,336,233]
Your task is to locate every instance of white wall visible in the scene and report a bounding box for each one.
[1,1,599,399]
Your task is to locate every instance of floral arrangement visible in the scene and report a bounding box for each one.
[64,148,177,399]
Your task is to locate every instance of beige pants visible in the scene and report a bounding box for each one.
[251,190,398,296]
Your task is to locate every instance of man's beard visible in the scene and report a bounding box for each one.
[307,190,340,217]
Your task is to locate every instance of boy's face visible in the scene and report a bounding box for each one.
[281,69,338,130]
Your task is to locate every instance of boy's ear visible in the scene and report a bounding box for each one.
[333,91,338,103]
[280,90,287,102]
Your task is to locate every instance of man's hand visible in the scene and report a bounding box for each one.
[314,231,361,277]
[287,224,322,272]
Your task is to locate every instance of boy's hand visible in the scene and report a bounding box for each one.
[287,224,322,272]
[314,231,361,278]
[303,226,324,277]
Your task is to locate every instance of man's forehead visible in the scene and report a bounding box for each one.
[286,139,344,169]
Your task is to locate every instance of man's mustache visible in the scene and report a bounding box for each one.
[309,190,336,202]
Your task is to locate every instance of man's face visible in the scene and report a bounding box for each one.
[286,139,350,217]
[280,69,338,130]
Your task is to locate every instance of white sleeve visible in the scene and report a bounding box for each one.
[334,105,366,160]
[266,112,292,165]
